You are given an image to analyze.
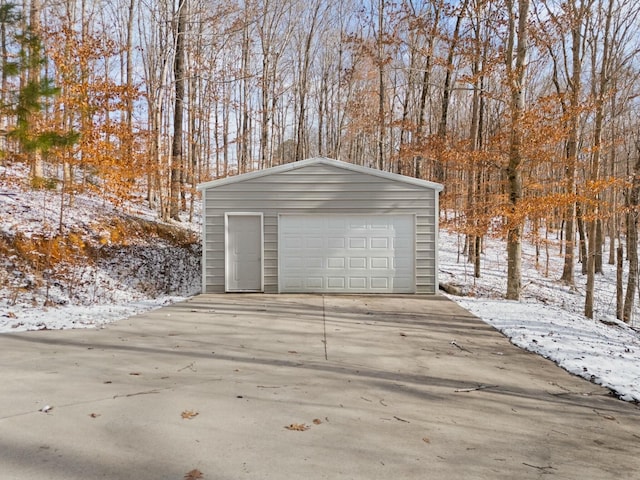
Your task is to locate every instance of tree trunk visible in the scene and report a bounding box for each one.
[555,0,587,286]
[239,19,250,172]
[504,0,529,301]
[28,0,43,180]
[474,235,481,278]
[576,202,587,273]
[616,243,623,320]
[436,0,467,181]
[623,211,637,324]
[608,217,616,265]
[295,1,321,162]
[623,144,640,323]
[169,0,187,221]
[414,2,440,179]
[586,0,613,317]
[376,0,384,170]
[595,219,603,273]
[584,220,596,318]
[124,0,135,163]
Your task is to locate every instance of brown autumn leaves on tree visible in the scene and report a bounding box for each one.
[1,0,640,321]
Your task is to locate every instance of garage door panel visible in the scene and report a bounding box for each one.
[328,237,345,248]
[279,214,415,294]
[349,237,367,249]
[371,237,389,248]
[282,277,303,289]
[371,277,389,289]
[371,257,389,269]
[306,257,323,268]
[349,257,367,269]
[283,237,303,248]
[307,237,323,249]
[306,277,323,289]
[328,257,345,268]
[283,256,304,268]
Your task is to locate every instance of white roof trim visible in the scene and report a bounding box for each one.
[196,157,444,192]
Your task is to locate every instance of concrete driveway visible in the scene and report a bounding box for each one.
[1,294,638,480]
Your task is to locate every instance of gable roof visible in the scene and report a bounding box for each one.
[196,157,444,191]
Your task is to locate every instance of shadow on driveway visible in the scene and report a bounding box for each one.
[1,294,638,480]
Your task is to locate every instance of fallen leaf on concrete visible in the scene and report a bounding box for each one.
[288,350,298,354]
[89,413,101,418]
[422,437,431,444]
[181,410,199,420]
[312,418,322,425]
[129,372,141,376]
[285,423,309,431]
[184,469,203,479]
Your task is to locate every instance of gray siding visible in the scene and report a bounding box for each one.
[202,163,439,294]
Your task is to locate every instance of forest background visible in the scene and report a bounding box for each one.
[1,0,639,322]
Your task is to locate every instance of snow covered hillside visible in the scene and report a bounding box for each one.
[439,229,640,403]
[0,162,201,331]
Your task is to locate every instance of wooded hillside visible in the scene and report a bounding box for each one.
[0,0,639,320]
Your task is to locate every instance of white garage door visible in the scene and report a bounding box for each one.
[279,215,415,293]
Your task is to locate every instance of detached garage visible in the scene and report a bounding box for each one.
[197,157,443,294]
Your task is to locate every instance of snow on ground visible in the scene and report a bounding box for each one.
[0,162,200,333]
[2,296,184,332]
[439,228,640,402]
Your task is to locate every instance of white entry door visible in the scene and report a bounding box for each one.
[279,214,415,293]
[225,214,263,292]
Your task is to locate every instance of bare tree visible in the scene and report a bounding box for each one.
[293,0,323,162]
[585,0,612,317]
[623,138,640,322]
[169,0,186,221]
[504,0,530,300]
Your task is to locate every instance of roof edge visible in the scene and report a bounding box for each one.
[196,157,444,191]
